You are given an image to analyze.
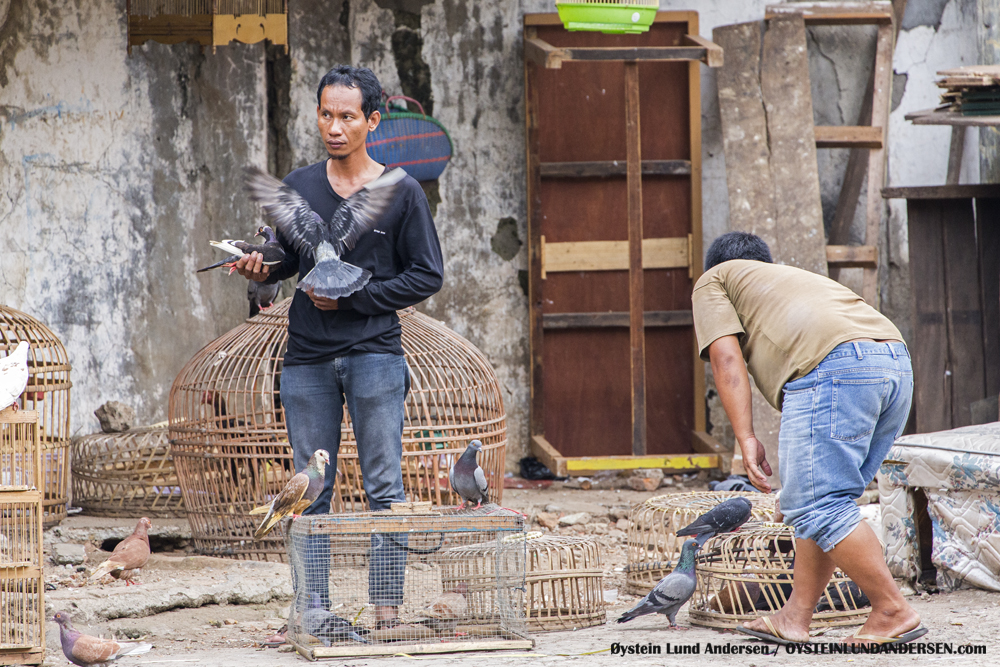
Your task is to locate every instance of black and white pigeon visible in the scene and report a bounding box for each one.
[676,496,753,547]
[197,225,286,274]
[248,280,280,317]
[449,440,489,509]
[243,166,407,299]
[0,341,30,412]
[617,539,700,628]
[301,593,369,645]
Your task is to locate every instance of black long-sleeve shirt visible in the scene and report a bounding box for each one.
[265,160,444,365]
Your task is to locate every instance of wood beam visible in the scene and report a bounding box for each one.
[814,125,883,148]
[524,36,713,69]
[540,237,689,275]
[540,160,691,178]
[826,244,878,268]
[625,61,646,457]
[684,34,724,67]
[542,311,694,329]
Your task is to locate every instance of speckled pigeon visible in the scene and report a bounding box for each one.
[616,539,700,627]
[676,496,753,547]
[248,279,280,318]
[0,341,29,412]
[52,611,152,666]
[449,440,489,509]
[301,593,369,645]
[88,517,151,585]
[244,165,406,299]
[197,225,286,274]
[251,449,329,539]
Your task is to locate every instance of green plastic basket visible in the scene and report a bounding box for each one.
[556,1,659,35]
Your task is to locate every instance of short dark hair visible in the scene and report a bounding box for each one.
[704,231,773,270]
[316,65,382,119]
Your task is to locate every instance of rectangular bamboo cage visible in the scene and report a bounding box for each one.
[0,408,45,666]
[285,505,532,659]
[127,0,288,53]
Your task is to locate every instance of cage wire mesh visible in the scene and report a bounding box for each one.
[689,521,870,629]
[626,491,776,594]
[72,426,184,517]
[1,409,45,664]
[0,306,72,526]
[285,506,531,659]
[169,300,507,561]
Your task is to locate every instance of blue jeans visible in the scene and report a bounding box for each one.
[778,341,912,552]
[281,352,410,608]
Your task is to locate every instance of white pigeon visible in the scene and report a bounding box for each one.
[0,341,30,412]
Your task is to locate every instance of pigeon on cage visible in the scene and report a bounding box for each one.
[617,539,700,628]
[197,225,286,274]
[89,517,151,586]
[251,448,330,539]
[0,340,29,412]
[676,496,753,547]
[301,593,369,645]
[450,439,489,509]
[52,612,153,667]
[415,582,469,635]
[248,279,281,317]
[244,165,407,299]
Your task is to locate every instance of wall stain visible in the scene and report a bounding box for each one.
[0,0,27,88]
[490,216,522,261]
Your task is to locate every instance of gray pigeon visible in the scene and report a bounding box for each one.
[449,440,489,509]
[248,279,280,317]
[676,496,753,547]
[617,539,700,627]
[197,225,286,273]
[301,593,369,645]
[244,166,407,299]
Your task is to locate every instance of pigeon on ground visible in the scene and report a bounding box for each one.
[89,517,151,585]
[708,474,761,494]
[248,279,281,317]
[449,440,489,509]
[301,593,369,645]
[676,496,753,547]
[251,449,330,539]
[52,611,152,667]
[0,341,29,412]
[616,539,700,628]
[415,583,468,635]
[197,225,286,274]
[244,165,407,299]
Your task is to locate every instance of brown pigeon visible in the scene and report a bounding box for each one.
[52,611,152,666]
[88,517,151,586]
[251,449,330,540]
[416,582,469,635]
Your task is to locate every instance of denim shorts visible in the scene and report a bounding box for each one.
[777,341,912,552]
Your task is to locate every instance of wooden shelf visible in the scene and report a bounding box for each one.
[904,108,1000,127]
[530,435,719,477]
[540,236,690,277]
[525,35,723,70]
[540,160,691,178]
[765,1,893,25]
[543,311,693,329]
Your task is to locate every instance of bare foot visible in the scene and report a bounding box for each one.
[743,610,811,643]
[841,605,921,646]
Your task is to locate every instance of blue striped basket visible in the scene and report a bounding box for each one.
[366,96,453,182]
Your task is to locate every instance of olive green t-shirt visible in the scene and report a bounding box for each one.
[691,260,902,410]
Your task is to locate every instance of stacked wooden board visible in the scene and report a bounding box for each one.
[937,65,1000,116]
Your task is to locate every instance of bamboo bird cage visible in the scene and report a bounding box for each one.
[516,533,605,632]
[169,300,507,561]
[0,306,72,526]
[688,522,869,629]
[71,427,184,518]
[0,408,45,665]
[626,491,776,595]
[126,0,288,54]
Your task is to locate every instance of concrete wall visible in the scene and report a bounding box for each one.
[0,0,985,467]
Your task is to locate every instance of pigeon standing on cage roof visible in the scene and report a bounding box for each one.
[675,496,753,547]
[251,449,330,539]
[617,539,700,628]
[450,440,489,509]
[0,340,29,412]
[88,517,151,586]
[197,225,286,274]
[52,611,152,667]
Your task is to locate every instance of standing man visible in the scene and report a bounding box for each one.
[692,231,924,646]
[234,65,443,627]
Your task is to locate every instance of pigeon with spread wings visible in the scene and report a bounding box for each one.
[244,166,407,299]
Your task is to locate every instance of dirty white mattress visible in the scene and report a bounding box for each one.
[879,422,1000,591]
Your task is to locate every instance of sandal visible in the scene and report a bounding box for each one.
[262,624,287,648]
[845,626,928,646]
[735,616,812,646]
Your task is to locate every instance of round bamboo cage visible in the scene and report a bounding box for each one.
[71,426,184,517]
[0,305,72,525]
[521,534,605,631]
[689,522,869,629]
[626,491,776,595]
[168,299,507,561]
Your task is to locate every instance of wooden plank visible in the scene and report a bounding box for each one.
[907,200,951,433]
[564,454,718,474]
[761,14,829,276]
[541,238,688,273]
[946,126,967,185]
[0,409,40,423]
[976,198,1000,400]
[540,160,691,178]
[862,21,894,305]
[905,108,1000,126]
[625,60,646,458]
[524,37,710,69]
[692,430,731,474]
[531,434,567,478]
[525,55,545,437]
[814,125,884,148]
[311,640,535,658]
[688,15,706,433]
[684,34,723,67]
[765,2,893,24]
[542,311,693,329]
[881,184,1000,199]
[826,244,878,268]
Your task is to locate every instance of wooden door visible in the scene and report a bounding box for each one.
[526,13,704,458]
